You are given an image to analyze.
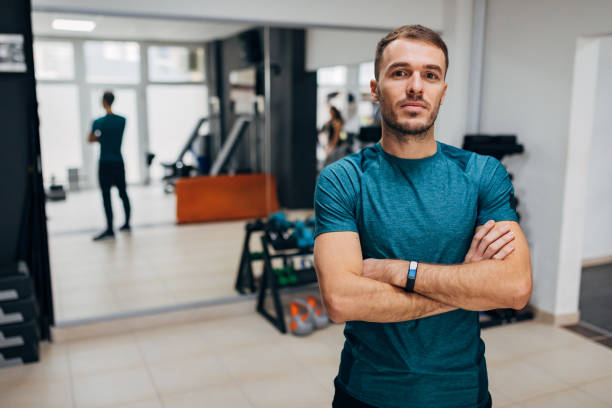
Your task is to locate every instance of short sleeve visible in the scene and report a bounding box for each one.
[314,164,359,238]
[477,158,519,225]
[91,118,101,134]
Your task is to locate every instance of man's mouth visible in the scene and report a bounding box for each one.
[400,102,427,111]
[401,102,425,109]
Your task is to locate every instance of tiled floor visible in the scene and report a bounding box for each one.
[49,220,248,322]
[46,184,176,236]
[1,313,612,408]
[46,185,313,323]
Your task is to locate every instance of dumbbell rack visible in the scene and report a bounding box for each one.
[256,232,317,333]
[0,262,40,367]
[234,220,266,295]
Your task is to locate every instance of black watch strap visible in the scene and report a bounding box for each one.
[404,261,418,293]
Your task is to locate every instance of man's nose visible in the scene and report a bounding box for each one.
[406,72,424,95]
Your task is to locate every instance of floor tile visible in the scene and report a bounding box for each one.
[488,359,571,402]
[519,387,609,408]
[72,366,157,408]
[238,369,329,408]
[147,353,234,396]
[482,321,583,365]
[135,324,212,365]
[0,342,70,385]
[162,385,254,408]
[577,376,612,404]
[0,377,74,408]
[104,398,163,408]
[68,335,144,376]
[525,340,612,385]
[219,342,303,383]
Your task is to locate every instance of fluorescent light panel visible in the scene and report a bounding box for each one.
[52,19,96,32]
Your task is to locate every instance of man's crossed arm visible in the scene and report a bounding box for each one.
[88,130,100,143]
[314,221,532,324]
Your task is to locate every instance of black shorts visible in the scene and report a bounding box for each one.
[98,161,126,190]
[332,379,376,408]
[332,378,492,408]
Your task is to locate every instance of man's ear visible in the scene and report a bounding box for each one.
[440,82,448,106]
[370,79,379,102]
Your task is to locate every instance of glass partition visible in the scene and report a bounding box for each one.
[33,40,74,80]
[84,41,140,84]
[146,84,208,181]
[148,45,205,82]
[37,83,82,186]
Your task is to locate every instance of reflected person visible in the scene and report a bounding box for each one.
[88,91,131,241]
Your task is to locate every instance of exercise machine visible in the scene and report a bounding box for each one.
[161,117,211,193]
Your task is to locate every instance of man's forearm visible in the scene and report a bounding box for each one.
[321,272,455,323]
[381,258,531,311]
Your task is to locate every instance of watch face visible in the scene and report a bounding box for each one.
[409,269,416,279]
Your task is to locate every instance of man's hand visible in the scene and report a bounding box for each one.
[362,220,515,284]
[88,131,100,143]
[463,220,515,263]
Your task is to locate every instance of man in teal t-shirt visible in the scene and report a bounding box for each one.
[314,25,532,408]
[88,91,131,241]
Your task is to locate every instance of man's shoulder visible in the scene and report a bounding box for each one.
[438,142,500,175]
[438,142,476,172]
[109,114,126,124]
[321,144,378,180]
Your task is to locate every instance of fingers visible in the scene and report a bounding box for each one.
[475,223,511,258]
[483,231,515,259]
[464,220,495,262]
[492,243,514,260]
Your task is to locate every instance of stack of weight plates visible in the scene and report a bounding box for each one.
[0,261,40,367]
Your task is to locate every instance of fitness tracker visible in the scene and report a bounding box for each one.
[404,261,418,293]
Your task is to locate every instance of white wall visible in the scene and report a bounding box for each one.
[305,29,386,71]
[305,0,474,149]
[33,0,444,31]
[582,37,612,261]
[480,0,612,317]
[435,0,474,147]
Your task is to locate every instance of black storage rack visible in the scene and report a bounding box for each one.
[255,232,316,333]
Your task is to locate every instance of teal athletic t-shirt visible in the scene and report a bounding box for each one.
[314,141,518,408]
[91,114,126,163]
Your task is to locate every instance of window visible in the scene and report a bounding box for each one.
[317,65,347,86]
[359,61,377,126]
[84,41,140,84]
[33,41,74,80]
[359,61,374,86]
[37,84,82,186]
[317,66,347,129]
[146,85,208,180]
[148,46,204,82]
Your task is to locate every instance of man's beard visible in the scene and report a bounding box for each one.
[379,93,441,138]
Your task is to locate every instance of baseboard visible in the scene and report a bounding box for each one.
[533,307,580,326]
[582,255,612,268]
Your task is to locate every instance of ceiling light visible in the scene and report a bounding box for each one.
[52,19,96,32]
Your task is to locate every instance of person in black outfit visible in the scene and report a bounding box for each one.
[88,91,131,241]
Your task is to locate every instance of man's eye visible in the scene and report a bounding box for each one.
[426,72,439,80]
[393,70,407,77]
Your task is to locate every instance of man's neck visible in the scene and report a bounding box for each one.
[104,108,113,115]
[380,124,437,159]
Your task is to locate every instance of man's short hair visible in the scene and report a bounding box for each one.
[374,25,449,80]
[102,91,115,106]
